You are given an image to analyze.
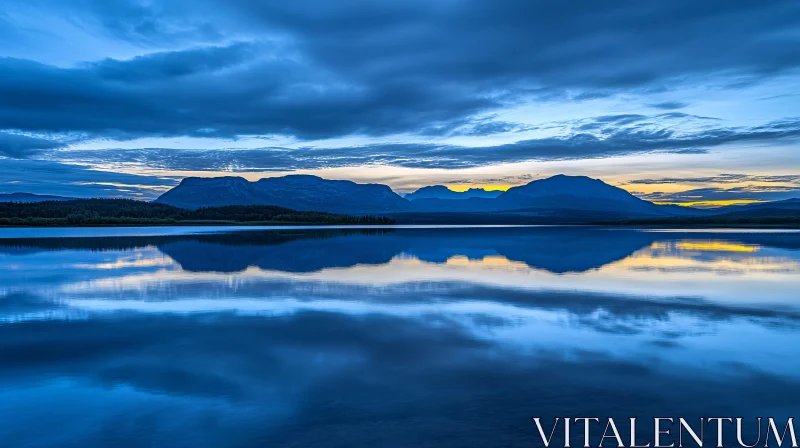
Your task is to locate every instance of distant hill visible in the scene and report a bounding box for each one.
[0,193,75,203]
[603,199,800,226]
[495,175,666,213]
[408,175,705,218]
[157,173,697,218]
[156,175,412,215]
[715,208,800,220]
[710,198,800,213]
[405,186,503,201]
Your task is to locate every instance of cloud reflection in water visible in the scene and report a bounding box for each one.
[0,227,798,447]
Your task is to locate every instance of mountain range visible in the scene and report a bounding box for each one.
[156,175,411,215]
[5,175,797,223]
[404,186,503,201]
[153,174,781,221]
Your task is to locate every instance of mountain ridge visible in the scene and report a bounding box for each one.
[156,174,412,215]
[5,174,799,224]
[155,173,708,219]
[405,186,503,201]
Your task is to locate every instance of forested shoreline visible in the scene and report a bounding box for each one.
[2,198,797,228]
[0,199,395,226]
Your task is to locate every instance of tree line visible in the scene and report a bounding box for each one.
[0,199,395,226]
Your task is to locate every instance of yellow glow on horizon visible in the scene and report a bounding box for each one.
[650,241,760,253]
[446,185,511,192]
[653,199,764,208]
[677,242,760,253]
[619,181,766,195]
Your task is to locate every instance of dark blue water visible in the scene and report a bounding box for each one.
[1,226,798,447]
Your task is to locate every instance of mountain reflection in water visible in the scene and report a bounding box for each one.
[0,227,798,447]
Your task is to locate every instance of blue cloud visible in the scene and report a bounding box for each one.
[638,186,800,203]
[86,42,255,82]
[0,132,65,158]
[0,159,178,198]
[1,0,799,202]
[0,0,798,142]
[648,101,690,110]
[627,174,800,185]
[49,117,800,171]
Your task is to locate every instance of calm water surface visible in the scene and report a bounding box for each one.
[0,226,798,447]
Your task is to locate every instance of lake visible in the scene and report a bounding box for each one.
[1,226,799,447]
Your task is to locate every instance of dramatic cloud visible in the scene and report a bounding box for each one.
[638,186,800,204]
[0,47,499,140]
[1,0,799,141]
[629,174,800,203]
[444,175,535,186]
[85,42,256,82]
[0,159,177,198]
[627,174,800,185]
[0,133,65,158]
[49,118,800,171]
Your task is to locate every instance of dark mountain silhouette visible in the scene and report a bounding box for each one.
[405,186,503,200]
[496,175,648,209]
[0,193,75,203]
[495,175,710,217]
[156,174,705,220]
[94,173,798,223]
[405,175,707,220]
[156,175,412,215]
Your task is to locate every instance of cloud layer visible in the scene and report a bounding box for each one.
[1,0,799,142]
[629,174,800,203]
[0,132,66,159]
[50,117,800,171]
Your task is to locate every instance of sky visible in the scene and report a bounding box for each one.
[0,0,799,206]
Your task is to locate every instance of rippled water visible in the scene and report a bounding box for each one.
[1,226,798,447]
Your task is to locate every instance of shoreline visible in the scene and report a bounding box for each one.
[5,220,796,229]
[1,220,799,229]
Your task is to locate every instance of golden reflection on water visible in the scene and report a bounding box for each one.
[49,237,800,310]
[57,238,799,287]
[651,240,760,253]
[444,255,530,270]
[611,240,799,274]
[435,240,792,275]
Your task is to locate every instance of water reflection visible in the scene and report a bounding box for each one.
[0,227,799,447]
